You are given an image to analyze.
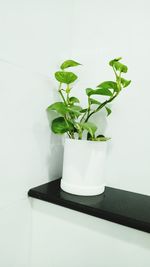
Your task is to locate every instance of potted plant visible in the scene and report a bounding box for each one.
[47,57,131,196]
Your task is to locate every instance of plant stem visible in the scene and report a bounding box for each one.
[67,132,72,138]
[80,96,91,123]
[58,83,67,105]
[87,96,91,118]
[113,66,118,79]
[117,71,122,91]
[85,93,118,122]
[66,84,70,104]
[80,110,88,122]
[63,116,73,138]
[78,132,82,139]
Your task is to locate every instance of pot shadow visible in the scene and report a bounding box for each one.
[46,111,64,181]
[60,189,105,207]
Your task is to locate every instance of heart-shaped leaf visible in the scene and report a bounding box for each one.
[97,81,118,92]
[80,122,97,137]
[80,108,88,113]
[85,88,93,96]
[47,102,68,115]
[105,106,112,116]
[60,60,81,70]
[51,117,73,134]
[109,57,128,73]
[69,96,80,104]
[109,57,122,66]
[67,105,82,116]
[86,88,113,97]
[55,71,78,84]
[113,61,128,73]
[89,98,101,105]
[121,78,131,88]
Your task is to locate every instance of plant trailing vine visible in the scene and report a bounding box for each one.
[47,57,131,141]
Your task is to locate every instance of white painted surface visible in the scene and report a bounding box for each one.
[0,199,31,267]
[0,0,71,266]
[0,61,63,206]
[0,0,72,75]
[31,199,150,267]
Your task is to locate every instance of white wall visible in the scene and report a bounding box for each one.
[70,0,150,195]
[31,199,150,267]
[0,1,72,266]
[0,199,31,267]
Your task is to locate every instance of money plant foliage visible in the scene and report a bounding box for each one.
[47,57,131,141]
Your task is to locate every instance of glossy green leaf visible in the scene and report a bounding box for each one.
[80,122,97,137]
[95,136,111,141]
[113,61,128,73]
[85,88,93,96]
[87,132,92,140]
[96,134,105,138]
[105,106,112,116]
[109,57,128,73]
[97,81,118,92]
[89,98,101,105]
[74,123,82,132]
[69,96,80,104]
[60,60,81,70]
[51,117,73,134]
[55,71,78,84]
[80,108,88,113]
[86,87,113,97]
[67,105,82,116]
[47,102,68,115]
[109,57,122,66]
[121,77,131,88]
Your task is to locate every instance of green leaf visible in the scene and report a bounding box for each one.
[69,96,80,104]
[55,71,78,84]
[74,123,82,133]
[96,134,105,138]
[109,57,128,73]
[87,132,92,140]
[80,108,88,113]
[121,78,131,88]
[89,98,101,105]
[47,102,68,116]
[47,102,82,117]
[86,88,113,97]
[95,136,111,141]
[85,88,93,96]
[60,60,81,70]
[105,106,112,116]
[109,57,122,66]
[67,105,82,116]
[51,117,73,134]
[80,122,97,137]
[113,61,128,73]
[97,81,118,92]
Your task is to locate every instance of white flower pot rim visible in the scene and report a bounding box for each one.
[65,138,109,145]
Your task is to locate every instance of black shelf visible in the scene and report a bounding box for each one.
[28,179,150,233]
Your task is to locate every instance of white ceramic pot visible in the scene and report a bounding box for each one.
[61,138,107,196]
